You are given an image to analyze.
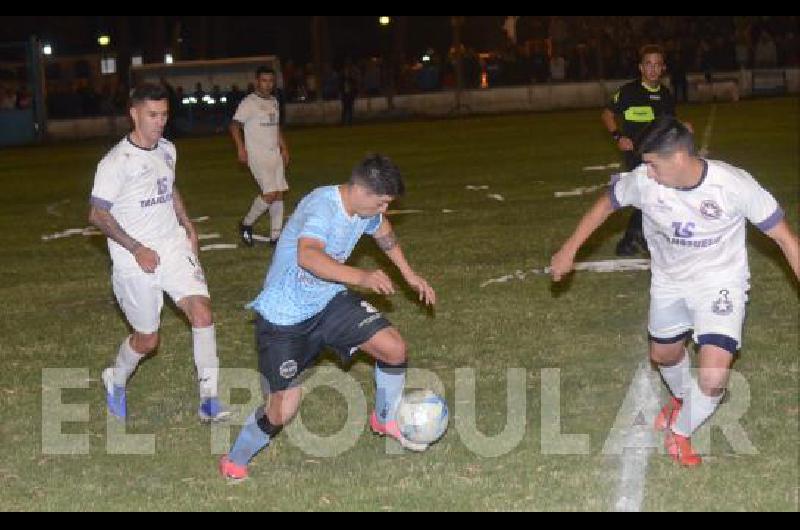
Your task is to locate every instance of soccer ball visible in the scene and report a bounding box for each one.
[397,390,449,445]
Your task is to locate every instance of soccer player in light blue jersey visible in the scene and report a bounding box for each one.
[220,154,436,480]
[551,117,799,467]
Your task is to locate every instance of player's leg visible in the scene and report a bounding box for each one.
[104,269,164,419]
[617,153,647,256]
[163,242,230,421]
[265,190,284,243]
[220,388,303,481]
[666,286,745,467]
[176,294,230,422]
[649,295,693,432]
[361,327,408,424]
[221,315,312,479]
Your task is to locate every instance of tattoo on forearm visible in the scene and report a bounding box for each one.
[375,231,399,252]
[91,209,140,253]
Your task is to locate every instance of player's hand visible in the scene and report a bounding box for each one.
[617,137,635,152]
[237,148,248,165]
[550,247,576,283]
[134,246,161,274]
[403,272,437,306]
[360,270,395,296]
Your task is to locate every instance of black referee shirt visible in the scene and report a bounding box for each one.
[608,80,676,145]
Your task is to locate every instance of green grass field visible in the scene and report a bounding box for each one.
[0,97,797,511]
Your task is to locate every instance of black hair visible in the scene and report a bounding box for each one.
[129,83,168,108]
[256,66,275,78]
[637,116,696,158]
[350,154,405,197]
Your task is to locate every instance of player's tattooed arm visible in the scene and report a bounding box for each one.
[89,202,160,273]
[375,230,399,252]
[89,202,141,254]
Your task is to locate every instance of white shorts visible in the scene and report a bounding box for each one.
[112,238,210,334]
[648,283,749,354]
[249,149,288,194]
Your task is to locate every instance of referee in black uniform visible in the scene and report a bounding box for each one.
[603,44,683,256]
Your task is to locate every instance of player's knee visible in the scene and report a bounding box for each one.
[649,344,684,366]
[133,333,159,355]
[697,368,729,397]
[185,298,214,328]
[383,336,408,366]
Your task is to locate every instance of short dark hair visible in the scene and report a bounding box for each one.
[129,83,169,108]
[350,154,405,197]
[256,66,275,78]
[639,44,665,62]
[637,116,696,157]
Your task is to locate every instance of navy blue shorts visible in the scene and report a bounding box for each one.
[257,291,392,393]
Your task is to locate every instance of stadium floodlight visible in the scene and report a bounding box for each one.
[131,55,143,66]
[379,16,391,26]
[164,53,174,64]
[422,54,431,63]
[42,44,53,56]
[98,35,111,47]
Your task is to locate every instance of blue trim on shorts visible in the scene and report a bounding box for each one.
[649,331,692,345]
[697,334,739,355]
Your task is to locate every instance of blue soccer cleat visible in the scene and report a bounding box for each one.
[198,397,232,423]
[102,368,127,420]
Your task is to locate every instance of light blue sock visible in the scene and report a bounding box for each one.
[229,410,271,467]
[375,361,407,423]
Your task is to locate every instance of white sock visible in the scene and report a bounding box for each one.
[269,200,284,240]
[658,350,692,400]
[672,378,723,437]
[193,326,219,400]
[243,197,270,227]
[113,336,144,387]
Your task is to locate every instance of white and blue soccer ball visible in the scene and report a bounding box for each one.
[397,390,449,445]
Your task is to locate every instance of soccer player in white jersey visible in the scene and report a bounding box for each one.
[89,83,230,423]
[550,117,798,467]
[218,155,436,481]
[230,67,290,247]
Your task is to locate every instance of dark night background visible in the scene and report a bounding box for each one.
[0,16,470,65]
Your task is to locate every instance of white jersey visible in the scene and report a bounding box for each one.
[233,93,280,154]
[610,159,784,288]
[90,137,184,267]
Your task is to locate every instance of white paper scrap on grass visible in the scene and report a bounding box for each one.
[192,216,210,223]
[480,259,650,288]
[487,194,505,202]
[198,233,221,241]
[466,185,490,191]
[555,185,606,198]
[201,244,238,252]
[251,235,272,243]
[442,209,456,214]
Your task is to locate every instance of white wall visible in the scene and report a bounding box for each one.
[46,69,798,140]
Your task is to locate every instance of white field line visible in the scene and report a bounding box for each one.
[699,105,717,158]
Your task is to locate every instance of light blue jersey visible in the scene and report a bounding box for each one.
[251,186,383,325]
